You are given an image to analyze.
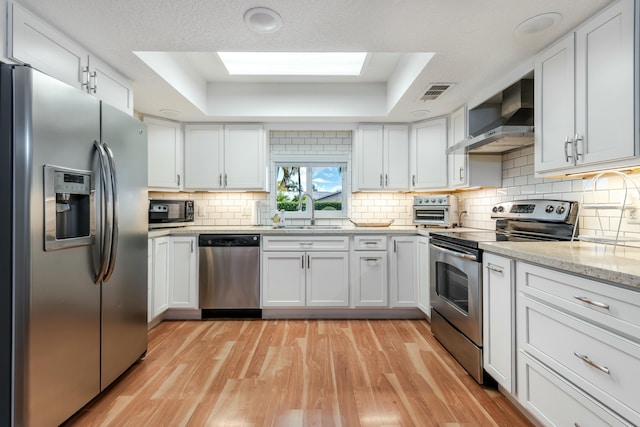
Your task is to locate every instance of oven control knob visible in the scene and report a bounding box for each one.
[431,198,436,203]
[556,205,566,215]
[497,206,504,213]
[492,206,498,213]
[545,205,554,213]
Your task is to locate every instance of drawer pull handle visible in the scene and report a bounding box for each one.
[364,241,377,245]
[486,264,503,274]
[573,296,610,310]
[574,352,610,375]
[364,258,379,262]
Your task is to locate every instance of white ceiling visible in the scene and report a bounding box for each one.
[19,0,613,123]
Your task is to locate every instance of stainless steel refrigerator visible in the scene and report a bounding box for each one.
[0,63,148,426]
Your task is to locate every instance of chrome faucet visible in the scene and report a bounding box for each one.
[297,192,315,225]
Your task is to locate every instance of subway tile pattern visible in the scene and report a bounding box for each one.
[458,145,640,246]
[150,137,640,246]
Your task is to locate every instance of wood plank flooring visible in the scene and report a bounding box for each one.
[66,319,533,426]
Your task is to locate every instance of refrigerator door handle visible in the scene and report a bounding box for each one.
[94,140,113,284]
[102,142,119,283]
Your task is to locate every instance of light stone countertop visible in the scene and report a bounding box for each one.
[480,241,640,290]
[148,225,428,239]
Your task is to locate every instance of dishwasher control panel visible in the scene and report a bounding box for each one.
[198,234,260,247]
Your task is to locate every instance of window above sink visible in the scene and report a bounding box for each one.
[274,161,348,219]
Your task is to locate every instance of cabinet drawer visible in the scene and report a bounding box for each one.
[519,296,640,425]
[518,262,640,342]
[262,235,349,251]
[353,235,387,250]
[519,352,632,427]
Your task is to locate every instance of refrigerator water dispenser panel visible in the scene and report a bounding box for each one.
[44,165,95,251]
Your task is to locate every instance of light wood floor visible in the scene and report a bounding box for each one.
[66,319,533,426]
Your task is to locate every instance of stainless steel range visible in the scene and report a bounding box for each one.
[429,199,578,383]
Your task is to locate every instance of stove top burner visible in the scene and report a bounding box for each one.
[429,228,574,249]
[429,199,579,249]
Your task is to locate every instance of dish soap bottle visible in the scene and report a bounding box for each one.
[272,210,286,227]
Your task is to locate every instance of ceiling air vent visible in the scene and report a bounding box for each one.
[419,83,454,101]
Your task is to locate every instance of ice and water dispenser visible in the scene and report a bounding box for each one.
[44,165,94,251]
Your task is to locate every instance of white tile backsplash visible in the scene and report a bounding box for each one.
[457,145,640,246]
[150,138,640,246]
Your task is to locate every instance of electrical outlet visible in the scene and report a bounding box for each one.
[626,193,640,224]
[241,206,252,216]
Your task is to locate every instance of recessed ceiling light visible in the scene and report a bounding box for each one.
[515,12,562,36]
[244,7,283,34]
[217,52,368,76]
[158,109,179,118]
[411,110,430,118]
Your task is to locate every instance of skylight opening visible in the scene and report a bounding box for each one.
[217,52,367,76]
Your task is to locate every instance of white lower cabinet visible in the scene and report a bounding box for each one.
[306,252,350,307]
[389,236,418,307]
[519,352,631,427]
[517,262,640,426]
[149,235,198,323]
[147,239,153,322]
[352,235,388,307]
[482,253,514,393]
[151,236,170,319]
[417,236,430,316]
[168,236,198,309]
[262,251,308,306]
[262,236,349,307]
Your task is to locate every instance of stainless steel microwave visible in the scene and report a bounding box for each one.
[148,199,195,228]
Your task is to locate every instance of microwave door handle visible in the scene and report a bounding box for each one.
[93,140,112,284]
[102,142,119,283]
[431,243,477,262]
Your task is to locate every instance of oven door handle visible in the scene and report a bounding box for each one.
[431,244,477,262]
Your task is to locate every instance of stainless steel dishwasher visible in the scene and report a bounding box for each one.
[198,234,261,318]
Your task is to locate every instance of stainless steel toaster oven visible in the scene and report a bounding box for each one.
[413,195,458,227]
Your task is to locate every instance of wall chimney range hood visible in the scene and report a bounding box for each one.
[449,79,535,154]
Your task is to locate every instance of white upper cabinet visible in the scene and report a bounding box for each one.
[535,0,638,175]
[87,56,134,115]
[535,35,576,172]
[178,123,267,191]
[354,124,409,191]
[224,124,266,190]
[448,106,467,187]
[145,117,183,190]
[9,2,87,90]
[449,106,467,148]
[411,117,448,190]
[184,124,224,190]
[9,2,134,114]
